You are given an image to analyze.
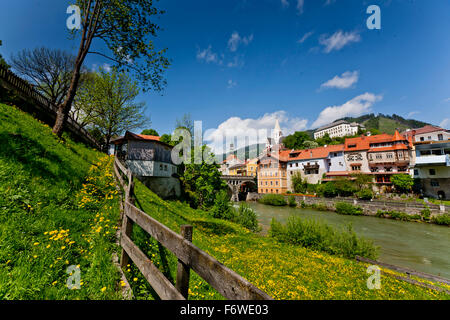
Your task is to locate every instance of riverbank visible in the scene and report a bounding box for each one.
[248,193,450,225]
[245,201,450,279]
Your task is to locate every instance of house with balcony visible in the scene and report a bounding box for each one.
[286,144,346,188]
[413,140,450,199]
[342,131,413,192]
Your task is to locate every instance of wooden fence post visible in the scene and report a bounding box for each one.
[176,225,193,299]
[120,170,134,269]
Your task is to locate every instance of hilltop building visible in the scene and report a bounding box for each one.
[314,120,364,140]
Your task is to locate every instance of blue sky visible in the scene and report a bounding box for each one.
[1,0,449,152]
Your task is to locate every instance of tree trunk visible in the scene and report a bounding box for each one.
[52,61,83,137]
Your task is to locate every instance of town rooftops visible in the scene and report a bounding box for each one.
[288,144,344,161]
[344,131,410,152]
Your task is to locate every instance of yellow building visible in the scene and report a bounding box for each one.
[228,163,247,176]
[257,150,290,194]
[246,158,259,177]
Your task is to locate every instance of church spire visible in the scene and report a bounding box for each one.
[274,119,283,144]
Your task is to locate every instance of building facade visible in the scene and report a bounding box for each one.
[314,120,364,139]
[413,140,450,199]
[112,131,180,198]
[286,144,346,189]
[257,150,290,194]
[402,125,450,143]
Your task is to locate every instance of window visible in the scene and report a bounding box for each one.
[386,153,393,159]
[351,165,361,171]
[276,181,278,186]
[164,165,168,171]
[438,134,443,141]
[384,167,393,172]
[160,164,163,170]
[376,154,382,160]
[370,167,378,173]
[414,169,419,176]
[430,180,440,187]
[420,137,424,141]
[429,169,436,175]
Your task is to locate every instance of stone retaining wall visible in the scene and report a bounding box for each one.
[248,193,449,217]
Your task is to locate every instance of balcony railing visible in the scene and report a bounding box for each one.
[415,154,450,166]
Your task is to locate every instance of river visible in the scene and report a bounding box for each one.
[241,202,450,279]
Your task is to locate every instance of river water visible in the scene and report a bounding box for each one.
[241,202,450,279]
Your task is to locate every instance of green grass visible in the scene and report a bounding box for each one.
[0,103,122,299]
[130,178,450,300]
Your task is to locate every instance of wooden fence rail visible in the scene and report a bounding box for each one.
[0,64,100,149]
[113,158,273,300]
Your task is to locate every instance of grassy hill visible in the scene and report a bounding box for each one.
[0,103,122,299]
[338,113,431,135]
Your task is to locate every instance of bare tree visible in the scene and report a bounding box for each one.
[9,47,77,106]
[52,0,170,137]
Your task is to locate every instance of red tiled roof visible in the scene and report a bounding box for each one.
[288,144,344,160]
[111,131,167,145]
[345,131,410,151]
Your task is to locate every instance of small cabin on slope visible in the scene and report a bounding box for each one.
[111,131,180,198]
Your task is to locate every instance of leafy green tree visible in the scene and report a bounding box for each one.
[315,133,332,146]
[52,0,170,137]
[303,140,319,149]
[83,68,149,150]
[391,174,414,193]
[180,145,227,209]
[291,172,308,194]
[160,133,175,146]
[141,129,159,136]
[351,173,373,190]
[283,131,310,150]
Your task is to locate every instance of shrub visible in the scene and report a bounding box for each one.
[317,182,338,198]
[291,172,307,194]
[431,213,450,226]
[269,217,378,260]
[233,203,261,232]
[356,189,373,200]
[311,202,328,211]
[421,206,431,221]
[391,174,414,193]
[376,210,421,222]
[288,195,297,207]
[335,202,363,216]
[210,190,235,220]
[258,194,287,206]
[300,200,307,208]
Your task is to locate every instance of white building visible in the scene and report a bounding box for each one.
[314,120,364,140]
[401,125,450,143]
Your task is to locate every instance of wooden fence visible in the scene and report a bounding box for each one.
[113,158,273,300]
[356,256,450,294]
[0,64,100,149]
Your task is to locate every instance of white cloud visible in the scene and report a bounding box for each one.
[204,111,308,154]
[227,55,245,68]
[440,118,450,129]
[196,45,221,64]
[91,63,112,73]
[320,70,359,90]
[281,0,290,8]
[227,79,237,89]
[312,92,382,128]
[324,0,336,5]
[227,32,254,52]
[296,0,305,15]
[319,30,361,53]
[298,31,314,44]
[443,98,450,102]
[407,111,420,118]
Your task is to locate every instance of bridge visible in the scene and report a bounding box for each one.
[220,175,257,202]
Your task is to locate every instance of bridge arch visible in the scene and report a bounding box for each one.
[220,175,257,202]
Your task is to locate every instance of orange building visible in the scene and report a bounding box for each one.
[257,149,290,194]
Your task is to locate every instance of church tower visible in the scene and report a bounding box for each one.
[274,119,283,145]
